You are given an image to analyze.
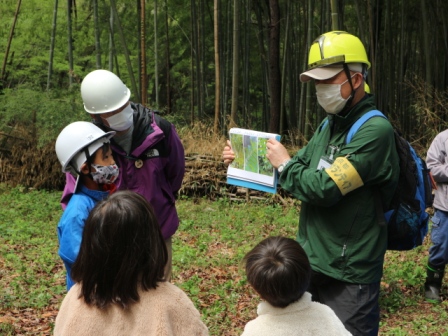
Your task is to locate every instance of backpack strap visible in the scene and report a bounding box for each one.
[346,110,387,143]
[319,110,387,141]
[319,117,330,133]
[346,109,388,227]
[319,110,389,226]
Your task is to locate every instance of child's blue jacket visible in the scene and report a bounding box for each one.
[57,184,110,290]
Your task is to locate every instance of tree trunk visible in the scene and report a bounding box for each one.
[164,0,171,114]
[1,0,22,82]
[213,0,221,134]
[242,0,251,128]
[367,0,375,95]
[190,0,196,124]
[254,2,269,130]
[93,0,102,69]
[420,0,431,86]
[67,0,74,87]
[229,0,240,129]
[199,0,206,118]
[280,0,290,135]
[141,0,147,105]
[304,0,313,141]
[110,0,140,102]
[354,0,365,42]
[330,0,339,30]
[47,0,58,90]
[221,0,232,131]
[194,1,202,118]
[108,6,115,72]
[154,0,159,107]
[137,0,142,96]
[268,0,281,134]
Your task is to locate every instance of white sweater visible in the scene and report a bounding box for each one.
[241,292,352,336]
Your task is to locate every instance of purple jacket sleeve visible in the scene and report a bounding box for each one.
[165,124,185,194]
[60,172,76,210]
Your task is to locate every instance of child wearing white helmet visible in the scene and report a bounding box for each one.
[55,121,119,290]
[61,69,186,282]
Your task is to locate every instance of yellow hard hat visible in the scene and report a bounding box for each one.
[364,83,371,93]
[307,31,371,70]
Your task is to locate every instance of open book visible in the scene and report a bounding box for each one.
[226,128,281,194]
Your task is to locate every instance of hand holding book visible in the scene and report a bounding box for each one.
[222,140,235,166]
[265,137,291,168]
[225,128,281,194]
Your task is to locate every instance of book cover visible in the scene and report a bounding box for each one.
[226,128,281,194]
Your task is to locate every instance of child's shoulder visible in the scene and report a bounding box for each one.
[62,192,96,216]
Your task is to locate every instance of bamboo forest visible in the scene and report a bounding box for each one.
[2,0,448,146]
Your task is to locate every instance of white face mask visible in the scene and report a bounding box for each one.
[315,75,355,114]
[105,104,133,131]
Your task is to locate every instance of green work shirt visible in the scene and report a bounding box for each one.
[279,96,399,284]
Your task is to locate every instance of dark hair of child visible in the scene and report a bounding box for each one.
[71,190,168,309]
[84,142,111,166]
[243,236,311,308]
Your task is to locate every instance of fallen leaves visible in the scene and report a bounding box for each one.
[0,306,59,335]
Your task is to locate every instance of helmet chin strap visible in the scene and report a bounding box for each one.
[338,63,359,115]
[77,148,94,180]
[83,148,93,174]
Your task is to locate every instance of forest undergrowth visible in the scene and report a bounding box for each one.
[1,118,448,335]
[1,183,448,335]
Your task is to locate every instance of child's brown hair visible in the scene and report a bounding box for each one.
[243,236,311,308]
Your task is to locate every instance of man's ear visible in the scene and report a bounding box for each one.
[354,73,364,91]
[80,162,90,174]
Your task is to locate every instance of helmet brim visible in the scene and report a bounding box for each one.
[84,88,131,114]
[62,131,116,173]
[300,63,364,83]
[300,66,344,83]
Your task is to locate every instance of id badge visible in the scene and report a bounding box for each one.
[317,156,333,170]
[317,145,338,170]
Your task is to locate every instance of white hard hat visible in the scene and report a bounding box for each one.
[55,121,115,173]
[81,69,131,114]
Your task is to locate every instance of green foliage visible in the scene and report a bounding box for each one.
[229,133,244,169]
[0,322,16,336]
[2,0,446,142]
[378,241,448,334]
[173,198,298,334]
[243,136,259,173]
[0,85,87,146]
[257,138,273,176]
[0,185,65,310]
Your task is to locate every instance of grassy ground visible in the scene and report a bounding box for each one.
[1,185,448,335]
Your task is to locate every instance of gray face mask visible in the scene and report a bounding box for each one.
[105,104,133,131]
[90,163,119,184]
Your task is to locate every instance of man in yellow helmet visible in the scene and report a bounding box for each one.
[223,31,399,335]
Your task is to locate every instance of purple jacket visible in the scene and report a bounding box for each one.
[61,103,185,240]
